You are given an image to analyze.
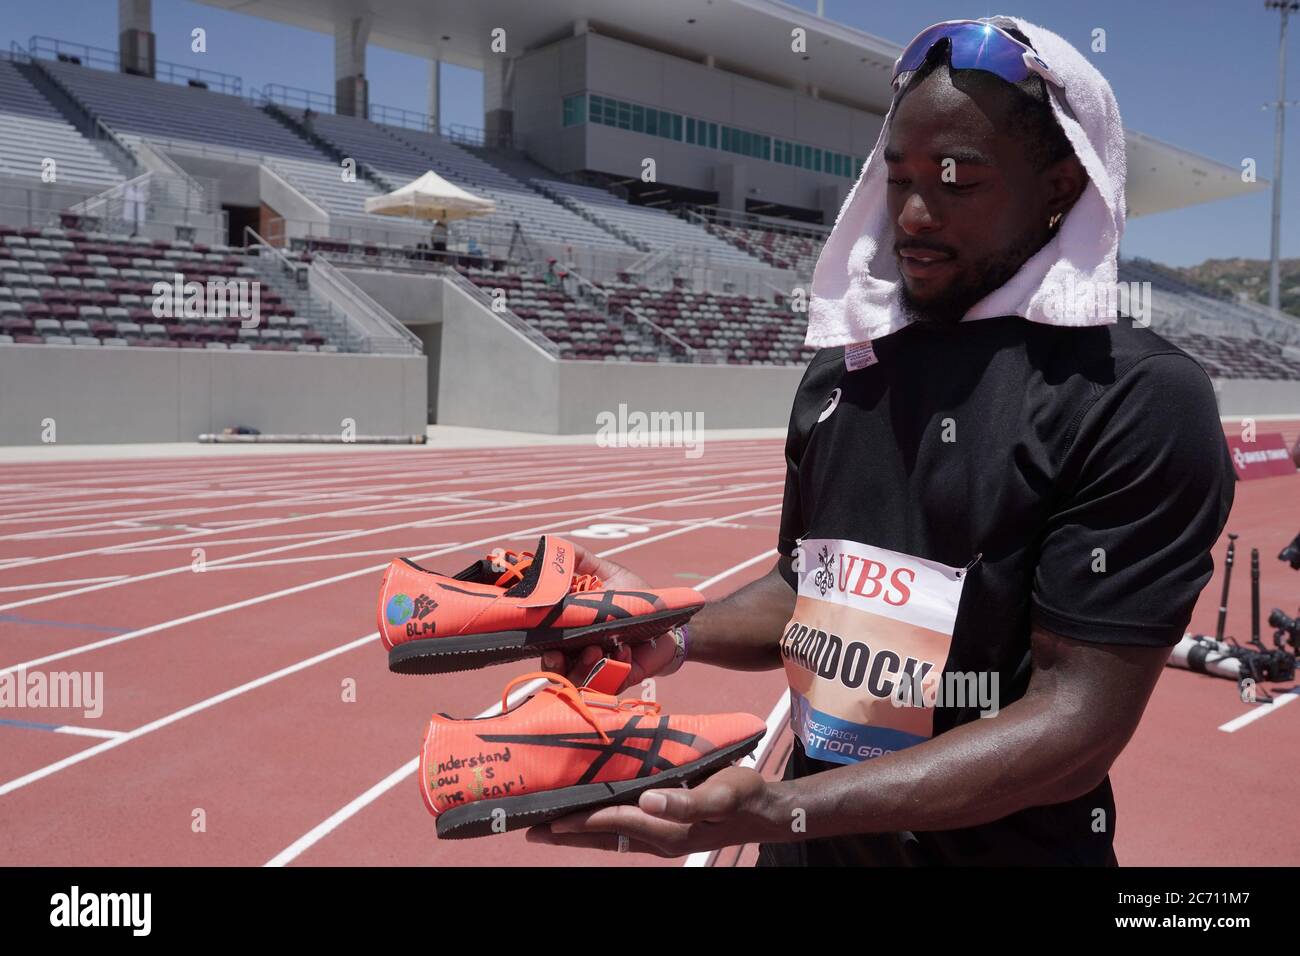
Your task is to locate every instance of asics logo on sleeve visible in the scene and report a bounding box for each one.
[817,388,842,423]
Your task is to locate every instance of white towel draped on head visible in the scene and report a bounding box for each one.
[806,15,1127,349]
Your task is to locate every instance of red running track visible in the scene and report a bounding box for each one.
[0,432,1296,867]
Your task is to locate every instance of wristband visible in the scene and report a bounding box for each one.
[658,623,690,676]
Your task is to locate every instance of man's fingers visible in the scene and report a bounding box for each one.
[565,644,605,685]
[538,804,694,850]
[638,769,755,823]
[569,541,620,580]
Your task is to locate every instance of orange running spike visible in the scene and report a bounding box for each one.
[378,534,704,675]
[421,663,766,838]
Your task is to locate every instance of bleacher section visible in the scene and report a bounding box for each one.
[41,59,322,161]
[1,52,1296,380]
[457,265,670,362]
[1161,330,1300,380]
[263,154,388,222]
[282,108,631,251]
[535,180,767,269]
[0,224,338,351]
[705,220,822,276]
[0,58,125,188]
[604,282,813,366]
[388,124,636,252]
[1121,257,1296,334]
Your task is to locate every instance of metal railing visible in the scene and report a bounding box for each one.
[10,49,145,180]
[625,245,674,280]
[86,116,143,178]
[27,36,242,95]
[440,266,561,359]
[126,139,207,200]
[66,169,221,233]
[243,225,420,355]
[259,83,334,113]
[264,212,518,260]
[563,267,611,316]
[255,83,512,147]
[0,175,226,244]
[682,208,815,281]
[310,256,422,354]
[684,203,831,241]
[243,225,355,351]
[617,306,693,362]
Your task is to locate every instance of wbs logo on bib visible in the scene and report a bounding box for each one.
[779,539,967,765]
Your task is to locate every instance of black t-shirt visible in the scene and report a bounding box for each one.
[759,315,1235,866]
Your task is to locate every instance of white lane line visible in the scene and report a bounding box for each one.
[1218,689,1300,732]
[0,483,776,678]
[262,545,781,867]
[0,445,774,544]
[0,633,377,797]
[0,465,760,610]
[53,725,128,740]
[0,459,774,610]
[197,545,462,571]
[683,691,791,868]
[107,530,369,553]
[0,575,129,593]
[263,677,547,869]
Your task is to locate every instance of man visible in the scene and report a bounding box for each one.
[431,218,449,254]
[530,17,1235,865]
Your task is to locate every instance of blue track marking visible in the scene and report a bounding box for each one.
[0,717,63,732]
[0,614,131,634]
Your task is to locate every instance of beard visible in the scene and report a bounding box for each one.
[898,230,1046,325]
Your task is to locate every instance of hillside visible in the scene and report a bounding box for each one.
[1167,257,1300,320]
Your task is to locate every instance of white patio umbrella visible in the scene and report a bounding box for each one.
[363,170,496,222]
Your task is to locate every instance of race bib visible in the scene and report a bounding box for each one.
[783,539,968,765]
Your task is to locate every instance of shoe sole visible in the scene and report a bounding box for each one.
[433,729,765,839]
[387,605,703,675]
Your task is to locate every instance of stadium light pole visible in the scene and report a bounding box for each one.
[1265,1,1299,313]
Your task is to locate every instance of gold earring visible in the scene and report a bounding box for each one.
[1048,212,1063,229]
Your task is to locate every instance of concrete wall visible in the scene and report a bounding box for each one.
[169,154,262,207]
[1214,378,1300,417]
[512,32,885,213]
[413,323,442,422]
[554,359,803,433]
[341,268,444,326]
[259,165,328,238]
[436,276,803,433]
[0,345,426,444]
[512,34,588,175]
[437,279,560,431]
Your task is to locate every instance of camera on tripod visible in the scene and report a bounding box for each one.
[1169,532,1300,703]
[1279,531,1300,571]
[1270,608,1299,645]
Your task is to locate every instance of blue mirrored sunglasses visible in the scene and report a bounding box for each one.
[892,19,1064,93]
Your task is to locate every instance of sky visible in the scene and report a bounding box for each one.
[0,0,1295,267]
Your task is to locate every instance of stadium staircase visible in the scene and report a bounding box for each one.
[0,56,130,191]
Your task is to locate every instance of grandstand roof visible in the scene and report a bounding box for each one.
[195,0,904,112]
[198,0,1266,217]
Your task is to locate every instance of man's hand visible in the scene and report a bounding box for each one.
[539,541,679,691]
[525,767,785,857]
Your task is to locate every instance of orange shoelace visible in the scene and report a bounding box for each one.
[490,549,603,593]
[501,672,660,744]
